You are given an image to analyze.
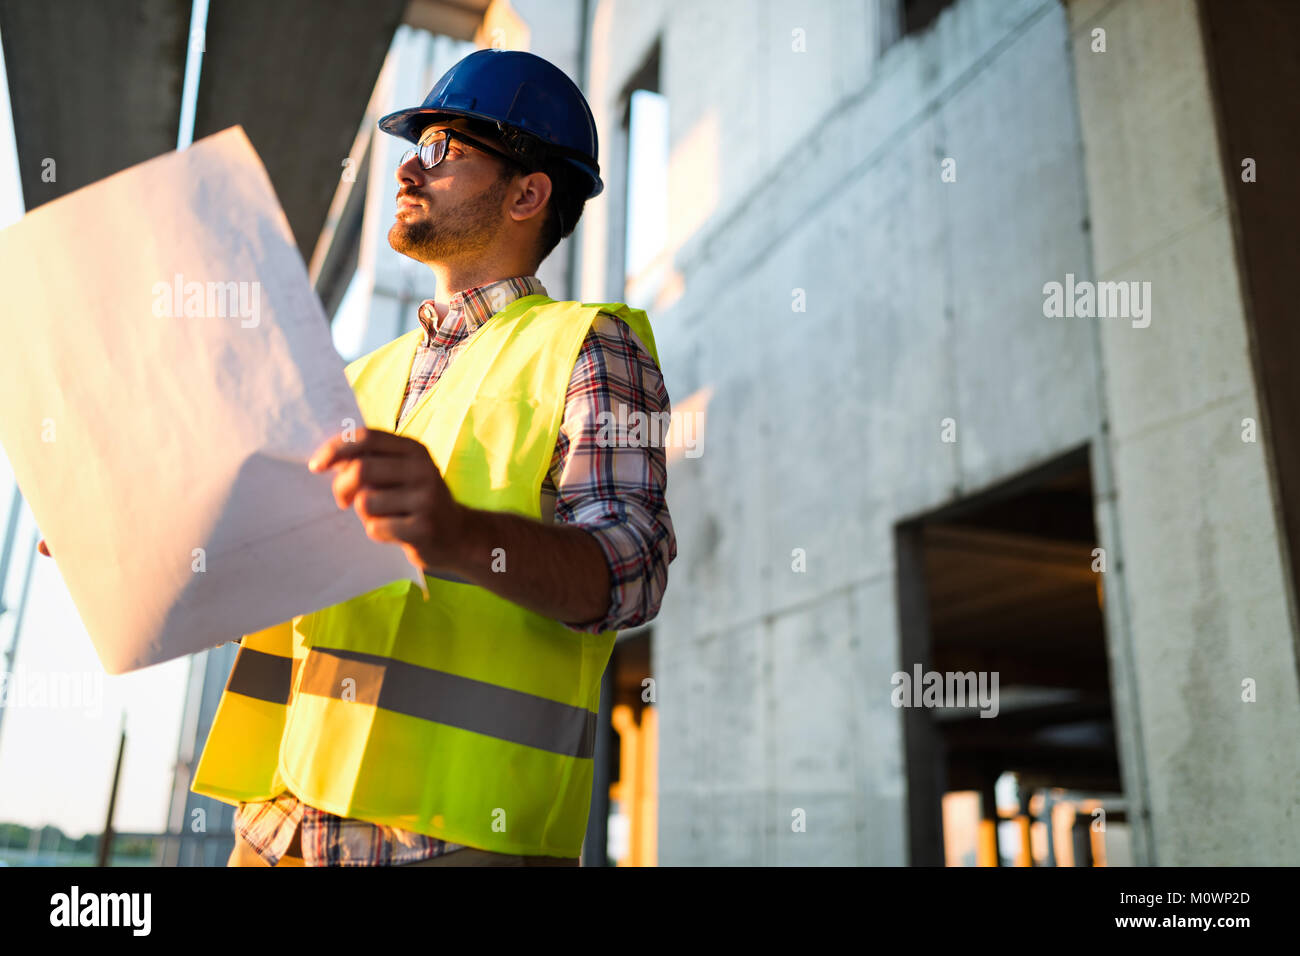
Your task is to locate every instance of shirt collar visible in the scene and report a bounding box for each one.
[416,275,548,342]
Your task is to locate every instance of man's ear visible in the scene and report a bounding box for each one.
[509,169,552,224]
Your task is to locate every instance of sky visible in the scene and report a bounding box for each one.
[0,27,191,839]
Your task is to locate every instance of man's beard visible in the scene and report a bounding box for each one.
[388,175,509,262]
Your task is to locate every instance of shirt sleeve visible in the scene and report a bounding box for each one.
[548,311,677,633]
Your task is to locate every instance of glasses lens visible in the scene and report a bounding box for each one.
[422,137,446,168]
[400,130,448,170]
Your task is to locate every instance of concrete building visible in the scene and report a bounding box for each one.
[556,0,1300,865]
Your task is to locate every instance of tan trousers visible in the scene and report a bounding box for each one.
[226,821,580,867]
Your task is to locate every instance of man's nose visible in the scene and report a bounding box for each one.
[395,152,427,187]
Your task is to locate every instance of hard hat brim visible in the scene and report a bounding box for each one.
[377,106,494,145]
[377,105,604,199]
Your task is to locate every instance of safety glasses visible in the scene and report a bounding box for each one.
[399,127,525,172]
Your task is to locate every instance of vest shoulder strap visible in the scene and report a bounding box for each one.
[581,302,660,368]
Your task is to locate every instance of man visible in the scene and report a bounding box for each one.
[189,49,676,866]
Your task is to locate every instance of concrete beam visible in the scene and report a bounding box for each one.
[191,0,408,260]
[311,136,370,320]
[404,0,491,43]
[0,0,188,210]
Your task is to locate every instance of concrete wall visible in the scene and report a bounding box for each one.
[1068,0,1300,865]
[576,0,1103,864]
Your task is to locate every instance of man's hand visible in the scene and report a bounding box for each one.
[307,427,613,626]
[308,427,468,575]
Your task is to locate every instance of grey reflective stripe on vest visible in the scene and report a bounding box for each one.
[226,647,300,705]
[298,646,597,759]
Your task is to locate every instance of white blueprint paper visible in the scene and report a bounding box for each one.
[0,126,422,674]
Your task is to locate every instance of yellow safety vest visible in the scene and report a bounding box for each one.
[191,294,660,858]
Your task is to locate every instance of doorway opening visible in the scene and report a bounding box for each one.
[895,446,1128,865]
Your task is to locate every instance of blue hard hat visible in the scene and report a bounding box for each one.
[378,48,603,199]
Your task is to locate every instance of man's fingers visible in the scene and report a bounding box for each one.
[331,457,412,509]
[308,427,412,472]
[37,538,50,557]
[358,513,424,546]
[354,487,424,519]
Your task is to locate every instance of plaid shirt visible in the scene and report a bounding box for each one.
[232,274,675,865]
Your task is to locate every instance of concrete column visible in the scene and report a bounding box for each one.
[1067,0,1300,865]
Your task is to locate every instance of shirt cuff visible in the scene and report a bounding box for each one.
[559,521,649,634]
